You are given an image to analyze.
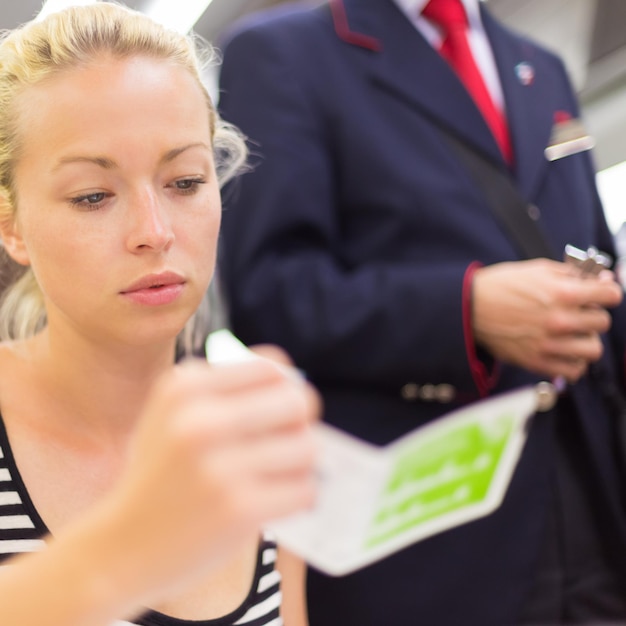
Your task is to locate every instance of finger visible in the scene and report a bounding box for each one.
[175,358,294,396]
[234,425,318,478]
[177,379,321,445]
[246,474,318,523]
[200,446,318,526]
[558,359,589,384]
[546,307,612,336]
[540,333,604,364]
[223,381,320,437]
[140,359,293,433]
[597,269,618,283]
[250,344,295,367]
[527,354,588,383]
[577,307,613,333]
[565,276,623,309]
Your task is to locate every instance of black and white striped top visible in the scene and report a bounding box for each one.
[0,417,284,626]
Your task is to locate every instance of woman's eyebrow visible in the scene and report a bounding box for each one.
[51,143,211,173]
[53,155,116,171]
[160,142,211,164]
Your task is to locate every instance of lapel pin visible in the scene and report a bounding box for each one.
[515,62,535,86]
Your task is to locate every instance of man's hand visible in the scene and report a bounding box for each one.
[472,259,623,382]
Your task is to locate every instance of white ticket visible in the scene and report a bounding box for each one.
[206,330,540,576]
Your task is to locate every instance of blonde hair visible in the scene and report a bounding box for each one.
[0,2,247,350]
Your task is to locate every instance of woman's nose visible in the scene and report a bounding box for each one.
[126,189,175,253]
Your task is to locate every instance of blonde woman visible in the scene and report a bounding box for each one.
[0,3,318,625]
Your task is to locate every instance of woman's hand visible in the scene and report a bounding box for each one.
[71,359,320,614]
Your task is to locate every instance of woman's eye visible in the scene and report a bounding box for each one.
[69,192,108,209]
[171,178,206,194]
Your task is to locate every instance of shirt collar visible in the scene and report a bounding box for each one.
[393,0,483,28]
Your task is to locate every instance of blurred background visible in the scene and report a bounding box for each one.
[1,0,624,236]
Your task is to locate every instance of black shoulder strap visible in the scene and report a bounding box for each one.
[442,129,555,260]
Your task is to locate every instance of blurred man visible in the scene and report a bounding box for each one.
[218,0,626,623]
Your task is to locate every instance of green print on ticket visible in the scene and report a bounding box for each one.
[365,413,515,548]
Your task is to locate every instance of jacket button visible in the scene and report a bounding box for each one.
[400,383,457,403]
[419,384,436,401]
[400,383,420,401]
[435,384,456,403]
[527,204,541,220]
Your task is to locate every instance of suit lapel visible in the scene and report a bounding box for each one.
[332,0,505,167]
[481,8,556,199]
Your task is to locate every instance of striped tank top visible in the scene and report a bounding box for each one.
[0,417,284,626]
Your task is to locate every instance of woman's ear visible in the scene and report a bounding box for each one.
[0,199,30,266]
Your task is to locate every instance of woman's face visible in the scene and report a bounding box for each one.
[7,54,221,348]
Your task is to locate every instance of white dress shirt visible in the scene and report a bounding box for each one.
[392,0,506,112]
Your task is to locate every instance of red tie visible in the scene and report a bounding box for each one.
[422,0,513,163]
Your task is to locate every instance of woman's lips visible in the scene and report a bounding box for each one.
[121,273,186,306]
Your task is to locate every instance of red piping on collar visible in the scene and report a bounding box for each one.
[330,0,382,52]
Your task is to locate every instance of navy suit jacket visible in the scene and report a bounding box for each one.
[218,1,626,623]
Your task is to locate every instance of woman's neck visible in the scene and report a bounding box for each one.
[20,327,178,445]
